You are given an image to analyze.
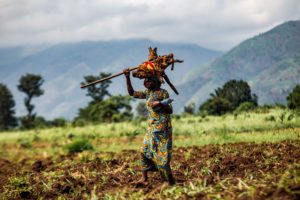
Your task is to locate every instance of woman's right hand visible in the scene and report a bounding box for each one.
[123,68,130,77]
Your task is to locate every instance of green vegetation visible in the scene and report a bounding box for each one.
[75,95,133,123]
[81,72,112,103]
[76,73,133,124]
[0,83,17,130]
[17,73,44,129]
[65,138,94,154]
[177,20,300,110]
[183,101,196,115]
[200,80,257,115]
[287,84,300,110]
[0,108,299,154]
[136,101,147,116]
[0,107,299,199]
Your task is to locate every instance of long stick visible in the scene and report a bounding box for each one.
[163,73,179,95]
[80,67,138,88]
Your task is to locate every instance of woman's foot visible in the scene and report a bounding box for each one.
[167,173,176,186]
[134,171,148,185]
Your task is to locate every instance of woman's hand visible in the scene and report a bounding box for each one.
[152,101,161,108]
[123,68,130,77]
[152,100,173,114]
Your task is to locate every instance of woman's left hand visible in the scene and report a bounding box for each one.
[152,101,161,108]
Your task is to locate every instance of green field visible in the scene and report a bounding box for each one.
[0,108,300,199]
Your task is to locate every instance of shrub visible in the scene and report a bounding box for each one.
[287,114,294,121]
[76,95,133,123]
[275,103,286,109]
[173,115,181,120]
[65,138,94,154]
[132,116,146,125]
[279,112,286,122]
[264,115,276,122]
[136,102,147,116]
[183,102,196,115]
[121,129,141,138]
[235,102,257,113]
[50,118,67,127]
[33,116,49,128]
[72,119,87,127]
[18,139,32,148]
[199,80,257,115]
[287,84,300,110]
[199,97,231,115]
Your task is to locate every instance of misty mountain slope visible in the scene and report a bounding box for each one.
[0,39,222,119]
[210,20,300,82]
[174,20,300,112]
[250,54,300,104]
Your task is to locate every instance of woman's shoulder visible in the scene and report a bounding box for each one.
[157,88,169,99]
[159,88,168,93]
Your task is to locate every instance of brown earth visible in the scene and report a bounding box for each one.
[0,140,299,199]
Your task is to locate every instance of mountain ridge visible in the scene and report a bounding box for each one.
[175,20,300,112]
[0,39,222,119]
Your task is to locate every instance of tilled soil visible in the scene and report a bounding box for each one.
[1,140,300,199]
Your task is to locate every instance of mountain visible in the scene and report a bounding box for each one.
[176,20,300,112]
[0,39,222,119]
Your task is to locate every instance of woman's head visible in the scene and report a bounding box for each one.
[144,77,161,90]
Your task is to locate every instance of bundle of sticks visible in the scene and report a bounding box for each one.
[81,47,183,95]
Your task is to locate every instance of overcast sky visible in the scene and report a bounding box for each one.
[0,0,299,50]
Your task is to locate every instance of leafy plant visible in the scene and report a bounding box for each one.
[235,102,257,113]
[17,138,32,148]
[287,84,300,110]
[0,83,17,130]
[200,80,257,115]
[65,138,94,154]
[265,115,276,122]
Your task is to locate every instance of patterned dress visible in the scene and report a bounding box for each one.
[133,88,173,180]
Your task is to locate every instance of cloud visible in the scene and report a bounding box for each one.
[0,0,299,50]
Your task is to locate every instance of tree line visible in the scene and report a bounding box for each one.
[1,73,300,131]
[183,80,300,116]
[0,72,134,130]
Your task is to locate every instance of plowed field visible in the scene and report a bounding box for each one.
[1,140,299,199]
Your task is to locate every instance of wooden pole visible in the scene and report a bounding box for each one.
[80,67,138,88]
[163,73,179,95]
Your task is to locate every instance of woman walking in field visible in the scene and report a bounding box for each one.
[123,54,175,185]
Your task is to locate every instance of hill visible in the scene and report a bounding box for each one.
[0,39,222,119]
[176,20,300,112]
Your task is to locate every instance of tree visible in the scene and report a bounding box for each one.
[183,102,196,114]
[81,73,112,103]
[287,84,300,110]
[215,80,257,110]
[136,102,147,116]
[77,73,134,123]
[17,74,44,128]
[0,83,17,130]
[76,95,133,123]
[199,97,231,115]
[200,80,257,115]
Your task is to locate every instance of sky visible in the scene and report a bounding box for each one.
[0,0,299,50]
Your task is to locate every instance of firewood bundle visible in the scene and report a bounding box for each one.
[132,47,183,94]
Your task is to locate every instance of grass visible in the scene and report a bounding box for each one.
[0,108,299,160]
[0,107,299,200]
[0,108,299,150]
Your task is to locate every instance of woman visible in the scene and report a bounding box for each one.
[123,68,175,185]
